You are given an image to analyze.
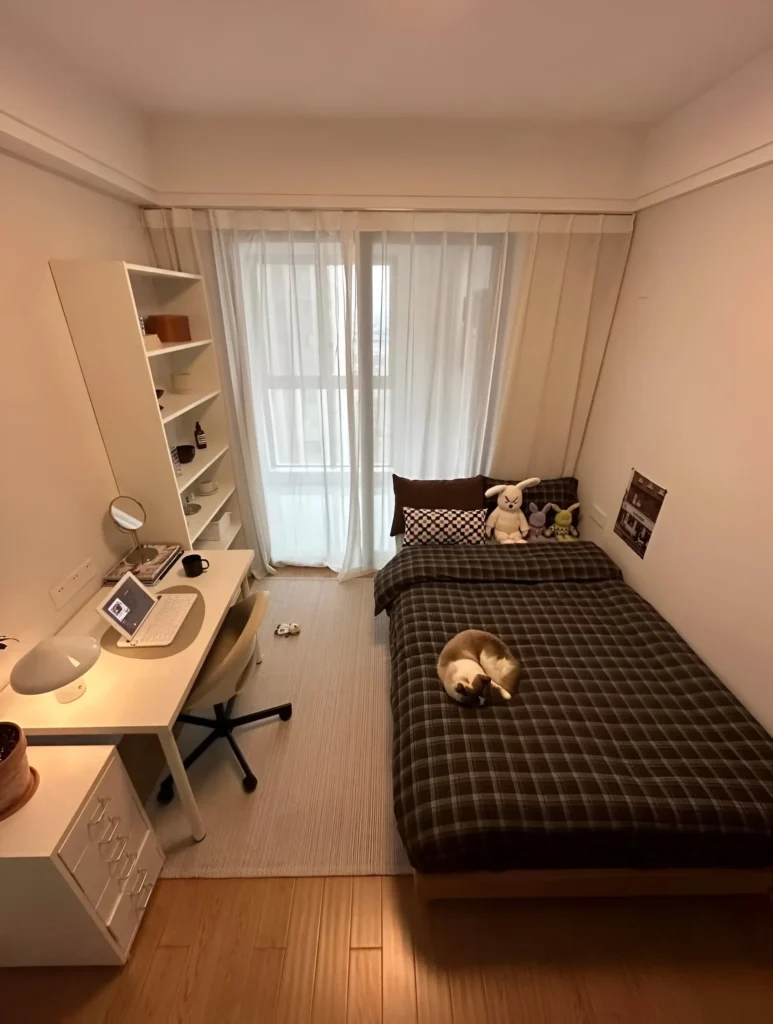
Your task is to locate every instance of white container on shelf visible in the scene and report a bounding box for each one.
[199,510,232,542]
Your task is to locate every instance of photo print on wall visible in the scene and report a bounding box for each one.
[614,469,667,558]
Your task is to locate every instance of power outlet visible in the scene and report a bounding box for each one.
[50,556,97,610]
[590,503,608,529]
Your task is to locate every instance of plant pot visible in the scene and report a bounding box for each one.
[0,722,39,821]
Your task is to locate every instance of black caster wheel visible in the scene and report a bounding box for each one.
[242,775,258,793]
[157,783,174,805]
[279,706,293,721]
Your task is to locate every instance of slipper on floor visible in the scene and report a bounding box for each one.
[275,622,301,637]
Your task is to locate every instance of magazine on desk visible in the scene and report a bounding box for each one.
[103,544,183,585]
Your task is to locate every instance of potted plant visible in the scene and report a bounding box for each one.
[0,721,39,820]
[0,636,38,820]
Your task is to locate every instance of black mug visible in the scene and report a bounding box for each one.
[182,554,210,578]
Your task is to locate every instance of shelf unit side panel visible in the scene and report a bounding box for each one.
[50,261,190,547]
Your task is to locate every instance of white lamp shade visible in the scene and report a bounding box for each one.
[10,637,101,695]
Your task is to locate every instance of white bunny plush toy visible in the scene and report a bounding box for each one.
[485,478,541,544]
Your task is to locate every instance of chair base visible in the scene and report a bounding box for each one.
[157,699,292,803]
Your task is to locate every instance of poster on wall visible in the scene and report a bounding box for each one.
[614,470,667,559]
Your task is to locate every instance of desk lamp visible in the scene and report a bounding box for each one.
[10,635,100,704]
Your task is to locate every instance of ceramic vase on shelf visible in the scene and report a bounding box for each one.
[0,722,39,821]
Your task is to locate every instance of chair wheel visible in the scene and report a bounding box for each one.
[242,775,258,793]
[157,783,174,805]
[279,706,292,721]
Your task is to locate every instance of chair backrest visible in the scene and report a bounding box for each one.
[188,591,269,709]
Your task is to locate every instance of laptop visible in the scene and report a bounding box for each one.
[98,571,196,648]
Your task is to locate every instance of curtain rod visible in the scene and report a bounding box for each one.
[143,204,631,217]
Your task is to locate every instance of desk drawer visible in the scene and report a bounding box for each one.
[58,752,152,914]
[107,832,164,951]
[58,756,123,872]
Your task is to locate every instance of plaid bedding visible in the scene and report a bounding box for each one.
[375,543,773,873]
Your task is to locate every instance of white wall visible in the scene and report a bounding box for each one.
[638,47,773,207]
[0,151,151,648]
[577,165,773,730]
[0,13,152,201]
[148,115,641,211]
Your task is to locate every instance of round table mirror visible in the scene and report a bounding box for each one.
[108,495,158,565]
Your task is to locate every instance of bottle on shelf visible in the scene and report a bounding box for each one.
[194,421,207,449]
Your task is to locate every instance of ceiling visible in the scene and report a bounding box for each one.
[8,0,773,122]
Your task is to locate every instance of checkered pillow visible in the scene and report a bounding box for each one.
[403,507,486,546]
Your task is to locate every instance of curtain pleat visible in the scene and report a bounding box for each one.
[488,214,633,480]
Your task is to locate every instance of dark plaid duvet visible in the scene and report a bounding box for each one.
[374,543,773,873]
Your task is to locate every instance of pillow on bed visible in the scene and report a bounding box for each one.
[391,474,485,536]
[403,507,487,546]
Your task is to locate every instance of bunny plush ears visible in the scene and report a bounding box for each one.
[485,477,541,499]
[529,501,552,514]
[550,501,580,513]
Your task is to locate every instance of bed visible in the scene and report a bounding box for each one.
[374,542,773,897]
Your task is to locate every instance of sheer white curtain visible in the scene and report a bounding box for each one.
[144,209,633,579]
[210,211,516,575]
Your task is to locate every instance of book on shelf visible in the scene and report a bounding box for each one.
[103,544,183,585]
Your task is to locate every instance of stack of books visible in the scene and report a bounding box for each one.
[103,544,183,586]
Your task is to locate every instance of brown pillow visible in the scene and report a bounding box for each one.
[391,474,486,536]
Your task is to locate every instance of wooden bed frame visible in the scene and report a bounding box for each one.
[414,867,773,902]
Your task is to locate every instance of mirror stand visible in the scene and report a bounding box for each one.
[109,495,158,565]
[125,540,160,566]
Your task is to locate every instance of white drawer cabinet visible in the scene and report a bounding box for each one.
[0,745,164,966]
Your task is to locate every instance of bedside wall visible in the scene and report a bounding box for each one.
[577,163,773,732]
[0,151,151,646]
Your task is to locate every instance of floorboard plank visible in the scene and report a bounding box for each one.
[134,945,187,1023]
[253,878,295,949]
[351,877,383,949]
[243,948,285,1024]
[381,877,418,1024]
[412,905,453,1024]
[167,879,243,1024]
[198,880,267,1024]
[310,877,353,1024]
[274,877,325,1024]
[348,949,382,1024]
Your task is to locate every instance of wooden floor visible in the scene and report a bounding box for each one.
[4,878,773,1023]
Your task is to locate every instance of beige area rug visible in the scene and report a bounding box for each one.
[149,578,411,878]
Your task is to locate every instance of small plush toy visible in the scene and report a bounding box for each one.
[545,502,580,542]
[485,478,541,544]
[527,502,552,541]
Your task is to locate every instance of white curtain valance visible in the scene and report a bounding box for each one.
[201,208,633,236]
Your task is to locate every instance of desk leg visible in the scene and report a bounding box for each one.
[158,729,206,842]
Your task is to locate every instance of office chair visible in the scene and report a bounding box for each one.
[157,591,291,802]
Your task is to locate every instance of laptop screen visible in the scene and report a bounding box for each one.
[100,573,156,637]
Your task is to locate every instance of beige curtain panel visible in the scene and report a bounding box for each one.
[488,213,633,480]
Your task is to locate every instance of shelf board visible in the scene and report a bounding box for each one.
[186,484,236,542]
[197,519,242,551]
[146,338,212,359]
[161,389,220,425]
[126,264,201,282]
[176,444,229,494]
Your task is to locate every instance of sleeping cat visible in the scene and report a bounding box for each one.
[437,629,520,707]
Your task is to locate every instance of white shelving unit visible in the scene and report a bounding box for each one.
[50,261,245,552]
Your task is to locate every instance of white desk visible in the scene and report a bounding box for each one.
[0,550,253,842]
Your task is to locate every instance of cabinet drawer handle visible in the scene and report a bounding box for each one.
[119,853,138,881]
[98,817,120,843]
[89,797,111,825]
[137,883,153,910]
[107,836,129,864]
[129,869,148,896]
